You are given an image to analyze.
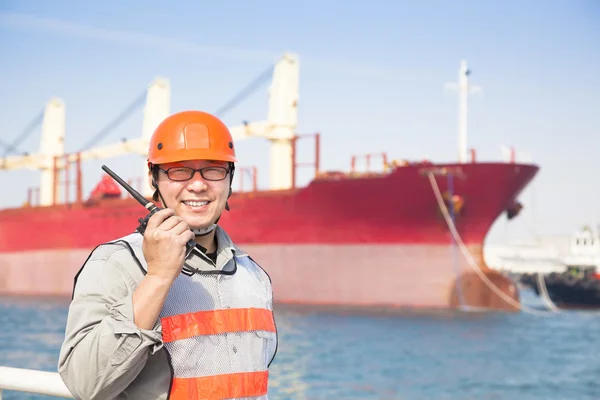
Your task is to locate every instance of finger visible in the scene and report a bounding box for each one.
[175,228,195,245]
[158,214,183,231]
[169,220,191,235]
[146,208,175,230]
[179,230,195,245]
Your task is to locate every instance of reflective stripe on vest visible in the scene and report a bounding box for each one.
[161,308,276,342]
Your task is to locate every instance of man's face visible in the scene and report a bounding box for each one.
[150,159,230,230]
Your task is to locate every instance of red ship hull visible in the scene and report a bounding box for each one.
[0,162,538,312]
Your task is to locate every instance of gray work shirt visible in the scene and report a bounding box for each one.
[57,226,269,400]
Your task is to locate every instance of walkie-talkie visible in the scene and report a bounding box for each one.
[101,165,201,276]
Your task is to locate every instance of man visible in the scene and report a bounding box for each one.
[58,110,278,400]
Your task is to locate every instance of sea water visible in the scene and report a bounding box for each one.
[1,289,598,400]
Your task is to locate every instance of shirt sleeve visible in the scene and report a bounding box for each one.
[57,250,163,400]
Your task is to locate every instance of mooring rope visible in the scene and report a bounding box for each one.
[536,272,560,312]
[427,171,557,316]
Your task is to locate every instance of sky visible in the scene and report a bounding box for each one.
[0,0,598,246]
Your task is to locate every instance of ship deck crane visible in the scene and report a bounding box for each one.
[0,53,300,206]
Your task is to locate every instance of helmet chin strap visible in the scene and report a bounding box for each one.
[193,212,224,236]
[193,224,217,236]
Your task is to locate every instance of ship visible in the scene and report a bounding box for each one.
[520,227,600,309]
[0,53,539,312]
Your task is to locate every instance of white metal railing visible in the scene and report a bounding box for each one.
[0,366,74,399]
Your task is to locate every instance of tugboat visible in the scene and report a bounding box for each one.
[521,226,600,309]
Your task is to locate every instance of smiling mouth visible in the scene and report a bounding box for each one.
[182,200,210,208]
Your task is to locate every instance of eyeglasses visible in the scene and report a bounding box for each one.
[158,166,230,182]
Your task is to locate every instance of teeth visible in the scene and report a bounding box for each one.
[184,201,208,207]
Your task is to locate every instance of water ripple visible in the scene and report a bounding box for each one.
[1,292,599,399]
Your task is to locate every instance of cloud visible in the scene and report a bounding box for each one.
[0,12,416,82]
[0,12,279,62]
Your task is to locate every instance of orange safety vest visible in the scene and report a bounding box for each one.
[158,253,277,400]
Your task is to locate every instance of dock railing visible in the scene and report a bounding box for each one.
[0,366,73,399]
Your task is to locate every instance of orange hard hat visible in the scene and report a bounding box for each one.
[148,110,237,165]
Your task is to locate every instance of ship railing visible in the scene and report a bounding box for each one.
[0,366,73,399]
[291,132,320,189]
[26,186,40,207]
[52,153,83,206]
[351,152,389,173]
[236,165,258,192]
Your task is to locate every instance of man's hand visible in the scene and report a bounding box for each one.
[142,208,195,283]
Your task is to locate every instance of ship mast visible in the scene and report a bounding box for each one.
[141,78,170,198]
[265,53,299,190]
[39,99,66,205]
[458,60,469,164]
[445,60,482,163]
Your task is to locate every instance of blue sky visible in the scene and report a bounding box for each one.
[0,0,598,245]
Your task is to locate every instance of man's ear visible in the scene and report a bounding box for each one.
[147,170,155,190]
[147,165,159,201]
